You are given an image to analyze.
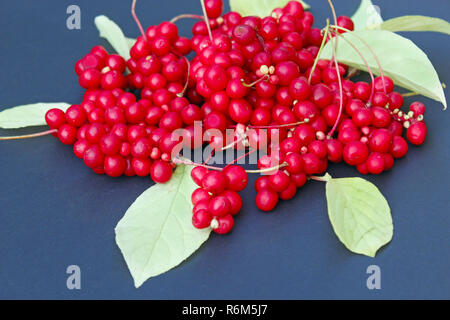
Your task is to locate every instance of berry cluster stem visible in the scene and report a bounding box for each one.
[331,25,387,94]
[327,33,344,138]
[170,14,204,24]
[131,0,147,41]
[309,20,330,84]
[0,129,57,141]
[199,0,213,42]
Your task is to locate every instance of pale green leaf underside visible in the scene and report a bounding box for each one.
[115,165,211,288]
[380,15,450,35]
[94,15,131,60]
[126,37,136,49]
[326,177,393,257]
[351,0,383,30]
[0,103,71,129]
[229,0,309,18]
[321,30,447,109]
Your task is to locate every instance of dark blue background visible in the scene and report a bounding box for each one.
[0,0,449,299]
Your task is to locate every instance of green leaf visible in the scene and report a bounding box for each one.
[0,103,71,129]
[229,0,309,18]
[126,37,136,49]
[325,176,393,257]
[380,15,450,35]
[351,0,383,30]
[321,30,447,109]
[94,15,131,60]
[115,165,211,288]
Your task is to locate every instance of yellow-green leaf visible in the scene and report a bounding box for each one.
[229,0,309,18]
[380,15,450,35]
[94,15,130,60]
[0,103,71,129]
[115,165,211,288]
[322,30,447,109]
[325,177,393,257]
[351,0,383,30]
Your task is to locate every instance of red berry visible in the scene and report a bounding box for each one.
[73,139,91,158]
[100,133,121,155]
[58,124,77,145]
[65,105,87,127]
[202,171,229,194]
[84,145,104,168]
[132,158,151,176]
[212,214,234,234]
[45,108,66,129]
[209,196,231,217]
[104,155,126,177]
[191,166,209,187]
[390,136,408,158]
[150,160,173,183]
[220,190,242,215]
[369,129,392,153]
[336,16,354,32]
[343,141,369,165]
[192,210,213,229]
[409,101,426,116]
[366,152,385,174]
[406,121,427,145]
[255,176,272,192]
[280,181,297,200]
[223,165,248,192]
[256,189,279,211]
[269,170,290,192]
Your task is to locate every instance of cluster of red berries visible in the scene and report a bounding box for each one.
[190,165,248,234]
[45,44,189,182]
[43,0,428,231]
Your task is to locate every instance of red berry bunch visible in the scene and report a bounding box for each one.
[190,165,248,234]
[41,0,429,230]
[45,43,196,182]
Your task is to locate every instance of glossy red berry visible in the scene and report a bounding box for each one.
[366,152,385,174]
[202,171,229,194]
[45,108,66,129]
[150,160,173,183]
[84,145,104,168]
[390,136,408,158]
[192,210,213,229]
[223,165,248,192]
[256,189,279,212]
[104,155,126,177]
[269,170,290,192]
[191,166,209,187]
[406,121,427,145]
[65,105,87,127]
[57,124,77,145]
[209,196,231,217]
[212,214,234,234]
[343,141,369,166]
[220,190,242,215]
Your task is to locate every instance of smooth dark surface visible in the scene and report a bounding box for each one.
[0,0,449,299]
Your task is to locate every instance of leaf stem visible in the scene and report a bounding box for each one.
[0,129,57,141]
[131,0,147,41]
[309,173,333,182]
